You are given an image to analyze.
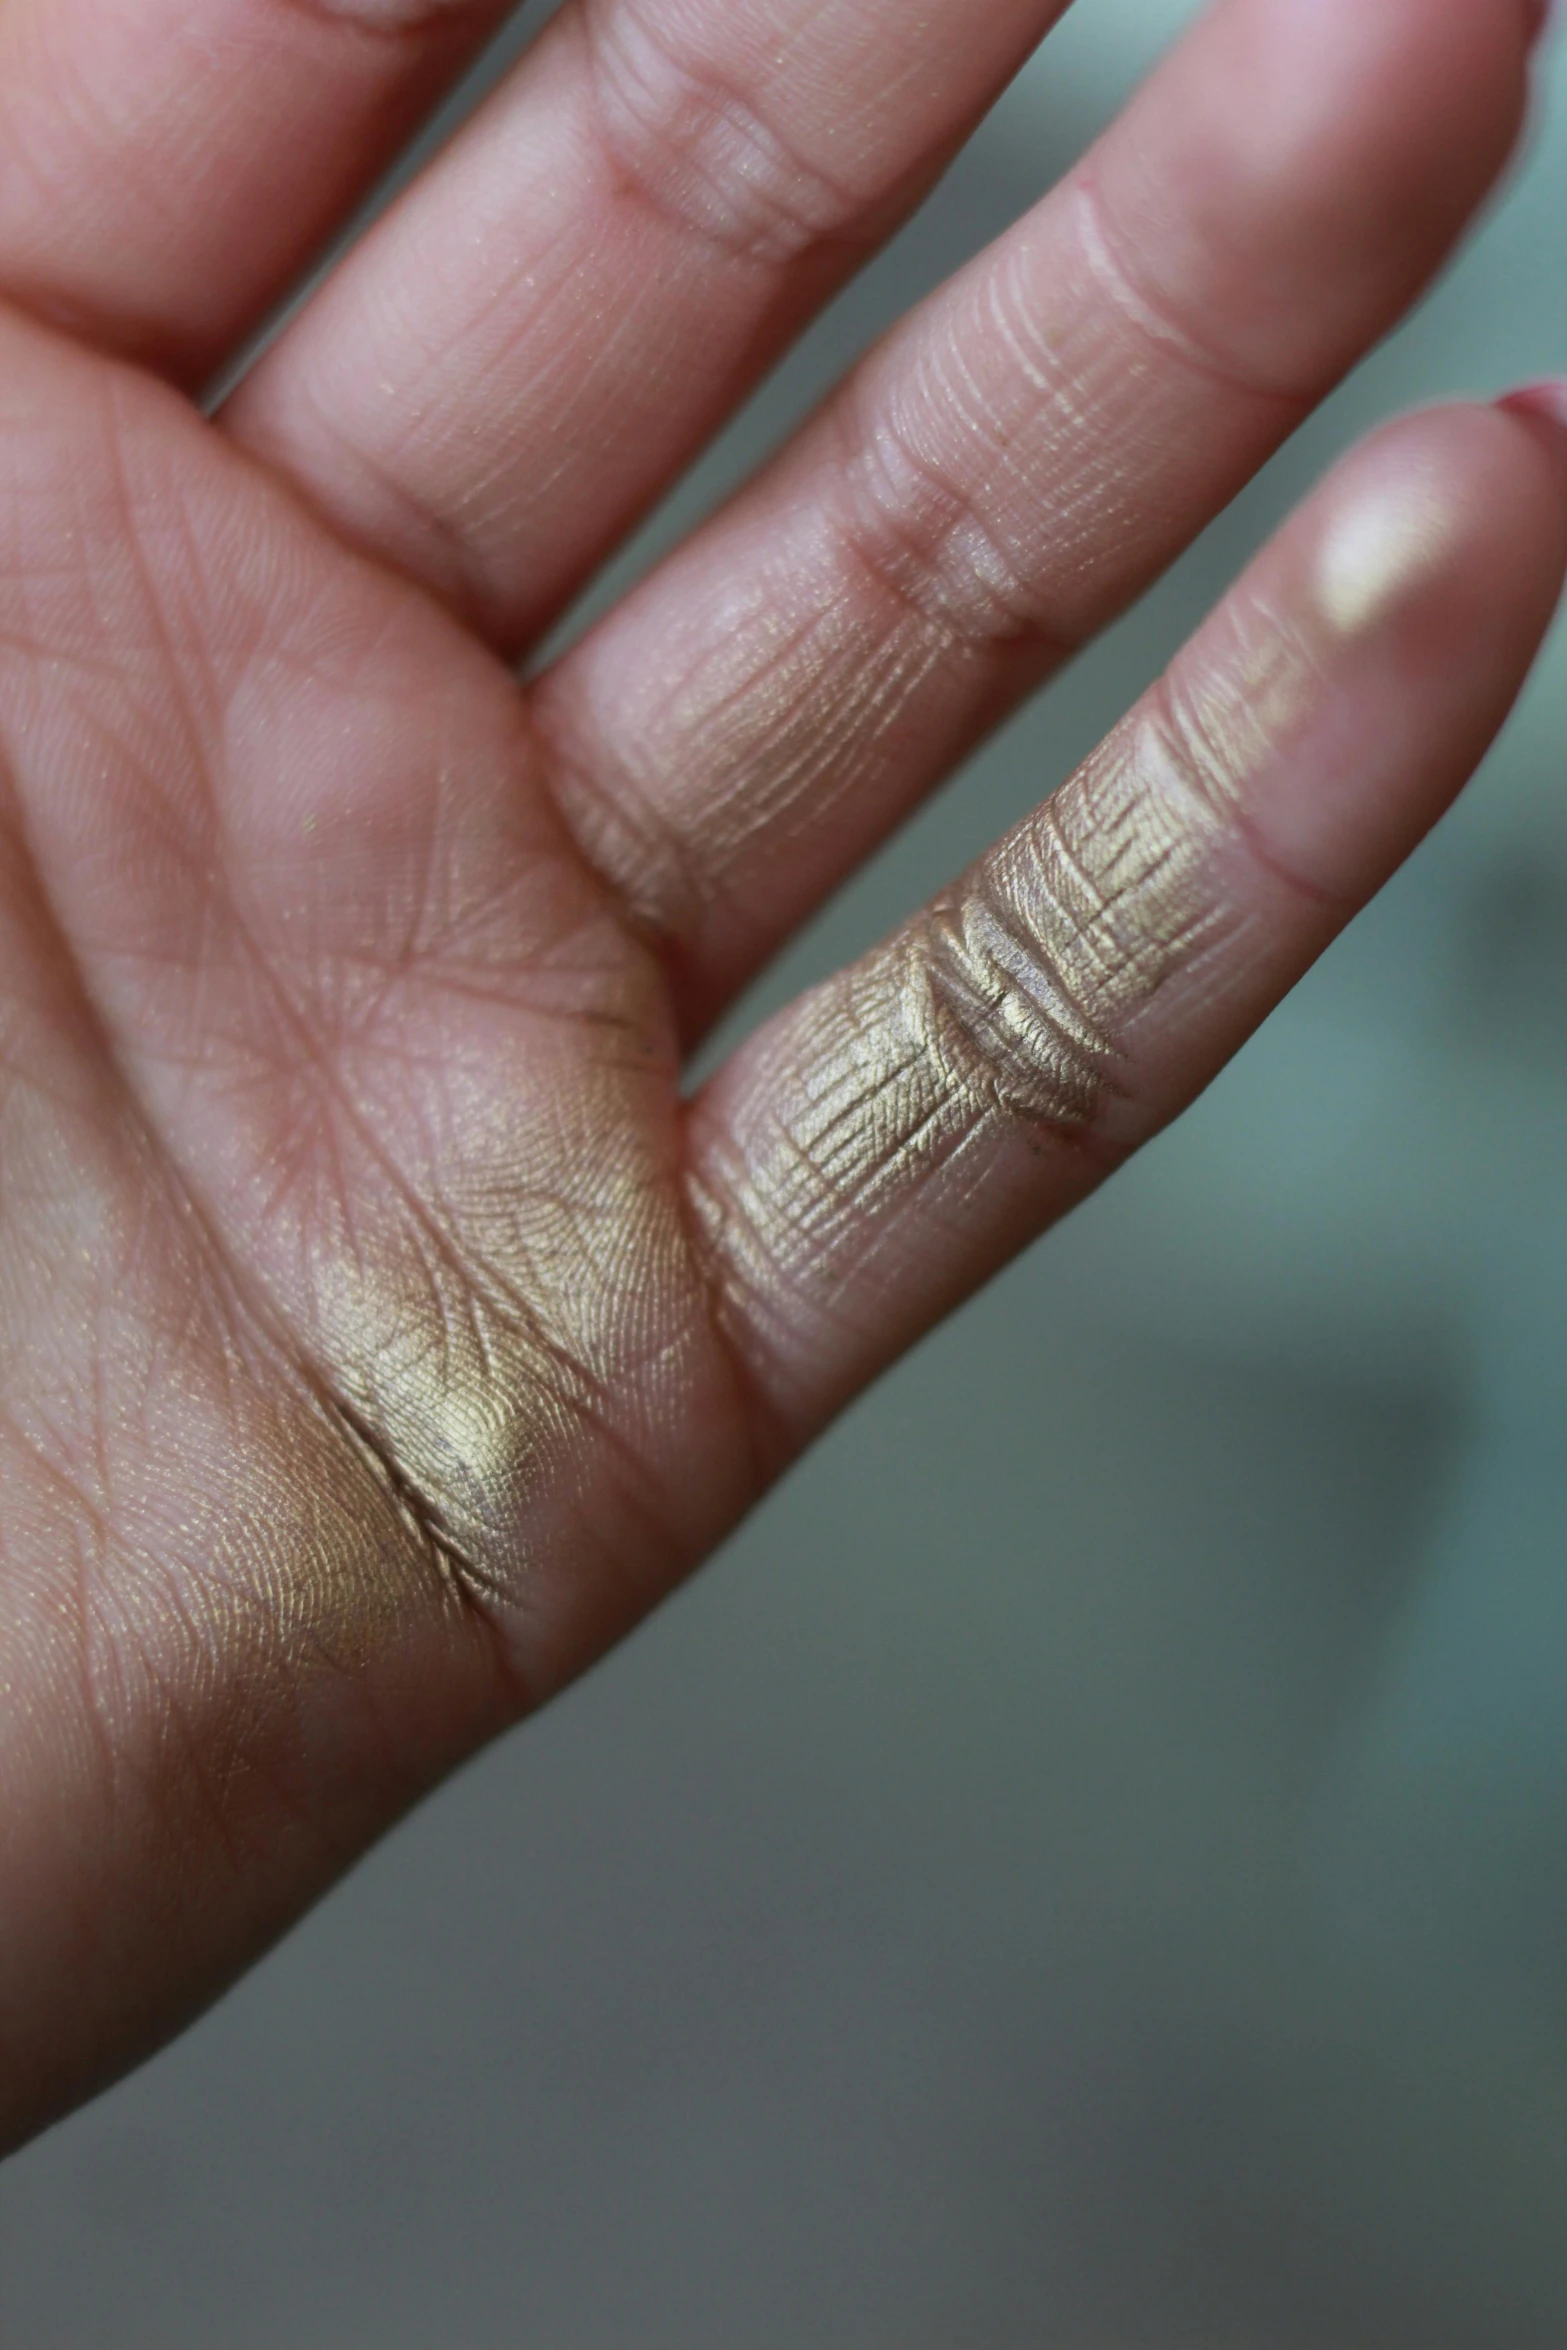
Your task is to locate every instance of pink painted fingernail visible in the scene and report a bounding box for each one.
[1497,380,1567,437]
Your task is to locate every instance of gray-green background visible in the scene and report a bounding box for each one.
[4,3,1567,2340]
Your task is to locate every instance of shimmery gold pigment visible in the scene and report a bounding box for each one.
[911,708,1234,1130]
[698,695,1251,1320]
[288,1027,689,1625]
[1314,471,1463,639]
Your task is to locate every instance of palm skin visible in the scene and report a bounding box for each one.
[0,0,1564,2153]
[0,335,758,2132]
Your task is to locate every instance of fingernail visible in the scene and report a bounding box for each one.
[1497,380,1567,439]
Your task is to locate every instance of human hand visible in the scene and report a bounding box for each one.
[0,0,1561,2151]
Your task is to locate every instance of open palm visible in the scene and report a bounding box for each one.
[1,0,1563,2150]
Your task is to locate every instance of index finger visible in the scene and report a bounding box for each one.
[0,0,514,380]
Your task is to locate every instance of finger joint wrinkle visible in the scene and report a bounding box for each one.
[909,714,1235,1135]
[725,717,1234,1272]
[834,384,1078,656]
[578,0,872,269]
[275,0,491,42]
[1073,171,1314,411]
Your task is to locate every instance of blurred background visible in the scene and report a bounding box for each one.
[4,2,1567,2341]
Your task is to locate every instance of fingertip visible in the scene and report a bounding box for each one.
[1482,390,1567,635]
[1313,400,1567,667]
[1095,0,1535,396]
[1167,399,1567,909]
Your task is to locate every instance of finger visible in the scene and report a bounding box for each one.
[0,0,515,380]
[225,0,1535,657]
[530,0,1539,1043]
[685,402,1567,1448]
[221,0,1074,637]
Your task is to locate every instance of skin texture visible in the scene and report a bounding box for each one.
[0,0,1563,2155]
